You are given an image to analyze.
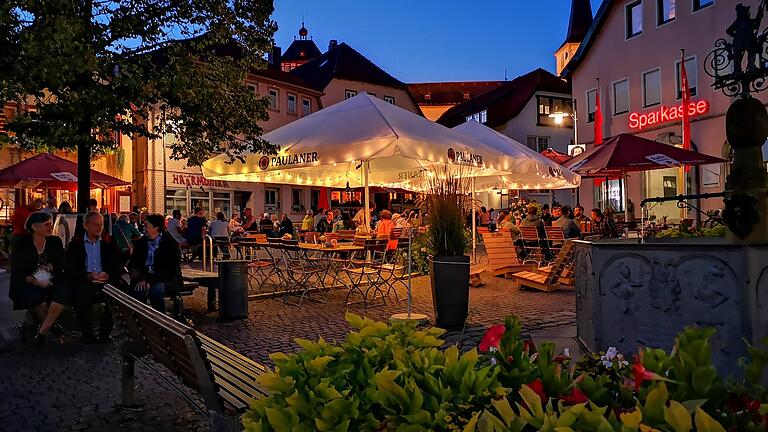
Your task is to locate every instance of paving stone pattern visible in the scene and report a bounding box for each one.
[0,275,574,431]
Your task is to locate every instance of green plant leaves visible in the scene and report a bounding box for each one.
[663,400,692,432]
[693,407,726,432]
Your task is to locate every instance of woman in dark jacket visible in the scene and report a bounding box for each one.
[10,212,69,346]
[278,214,294,237]
[128,214,182,313]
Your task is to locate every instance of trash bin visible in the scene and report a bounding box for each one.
[217,260,249,321]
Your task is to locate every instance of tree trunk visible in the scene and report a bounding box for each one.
[77,142,91,212]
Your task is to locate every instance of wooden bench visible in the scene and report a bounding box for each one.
[481,231,533,277]
[103,284,268,431]
[509,241,574,292]
[469,264,486,287]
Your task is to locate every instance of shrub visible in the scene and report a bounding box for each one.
[243,314,768,432]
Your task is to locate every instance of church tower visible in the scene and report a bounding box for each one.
[281,22,322,72]
[555,0,593,76]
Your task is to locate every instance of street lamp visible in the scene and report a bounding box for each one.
[549,108,580,206]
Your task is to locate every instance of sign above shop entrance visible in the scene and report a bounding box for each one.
[628,100,710,131]
[171,173,230,189]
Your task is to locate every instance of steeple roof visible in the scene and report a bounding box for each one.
[563,0,593,45]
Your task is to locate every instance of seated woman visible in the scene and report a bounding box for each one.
[128,214,182,313]
[10,212,69,346]
[375,210,398,250]
[333,213,355,232]
[278,214,294,238]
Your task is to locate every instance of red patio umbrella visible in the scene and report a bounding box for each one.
[0,153,129,189]
[565,133,726,219]
[565,133,725,177]
[540,148,571,164]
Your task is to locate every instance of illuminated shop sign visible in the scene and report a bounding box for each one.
[258,152,319,170]
[628,100,710,130]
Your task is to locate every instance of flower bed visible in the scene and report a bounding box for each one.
[243,314,767,431]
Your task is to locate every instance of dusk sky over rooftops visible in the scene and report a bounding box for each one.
[272,0,601,83]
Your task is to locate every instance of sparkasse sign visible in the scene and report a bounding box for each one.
[628,100,710,130]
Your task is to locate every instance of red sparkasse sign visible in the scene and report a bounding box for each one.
[628,100,709,130]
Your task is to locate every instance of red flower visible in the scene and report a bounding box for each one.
[632,356,654,391]
[554,355,568,364]
[562,387,589,405]
[526,378,548,404]
[479,325,506,352]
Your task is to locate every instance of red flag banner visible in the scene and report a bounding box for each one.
[594,87,603,145]
[680,52,692,172]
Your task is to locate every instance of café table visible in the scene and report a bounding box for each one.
[181,267,219,311]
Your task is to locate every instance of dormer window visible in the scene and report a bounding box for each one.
[463,92,470,100]
[424,93,431,101]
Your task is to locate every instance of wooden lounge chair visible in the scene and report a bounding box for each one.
[480,231,534,277]
[510,241,574,292]
[469,264,486,287]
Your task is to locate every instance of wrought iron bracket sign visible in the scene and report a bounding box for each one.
[705,0,768,98]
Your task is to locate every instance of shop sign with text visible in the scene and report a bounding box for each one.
[258,152,319,170]
[628,100,710,130]
[171,174,230,189]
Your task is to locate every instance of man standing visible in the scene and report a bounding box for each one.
[186,207,207,261]
[66,211,123,344]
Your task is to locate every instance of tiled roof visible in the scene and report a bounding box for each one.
[289,42,407,92]
[437,68,570,128]
[282,39,322,63]
[249,67,322,94]
[407,81,504,106]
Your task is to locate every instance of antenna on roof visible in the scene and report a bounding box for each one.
[504,68,508,81]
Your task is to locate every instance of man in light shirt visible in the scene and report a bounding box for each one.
[166,209,187,246]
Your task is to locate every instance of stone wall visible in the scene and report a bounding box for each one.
[575,239,768,375]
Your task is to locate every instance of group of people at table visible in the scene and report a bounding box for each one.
[476,203,620,240]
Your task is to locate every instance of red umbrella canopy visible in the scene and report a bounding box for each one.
[565,133,726,177]
[540,148,571,164]
[0,153,129,188]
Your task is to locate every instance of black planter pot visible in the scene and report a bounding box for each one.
[429,255,470,329]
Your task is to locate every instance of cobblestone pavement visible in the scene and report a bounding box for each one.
[0,274,574,431]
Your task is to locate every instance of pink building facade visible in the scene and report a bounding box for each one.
[564,0,767,221]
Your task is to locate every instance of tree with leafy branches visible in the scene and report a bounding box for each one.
[0,0,278,211]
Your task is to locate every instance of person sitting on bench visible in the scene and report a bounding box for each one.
[66,211,124,344]
[128,214,182,314]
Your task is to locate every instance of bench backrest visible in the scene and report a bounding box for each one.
[544,226,565,242]
[481,232,520,270]
[102,285,221,406]
[337,230,356,241]
[543,241,574,284]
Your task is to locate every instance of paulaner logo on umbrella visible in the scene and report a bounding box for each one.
[258,152,319,170]
[447,148,483,165]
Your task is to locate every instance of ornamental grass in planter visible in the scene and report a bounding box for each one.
[243,313,768,432]
[423,168,471,329]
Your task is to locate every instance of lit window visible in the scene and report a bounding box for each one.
[247,84,257,94]
[693,0,713,11]
[345,89,357,99]
[663,176,677,198]
[676,57,698,98]
[465,110,487,124]
[301,98,311,116]
[657,0,675,25]
[642,68,661,107]
[613,79,629,115]
[424,93,431,101]
[626,1,643,38]
[287,93,297,114]
[268,89,279,110]
[586,89,597,123]
[383,95,395,104]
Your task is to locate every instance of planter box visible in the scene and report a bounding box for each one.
[429,255,470,329]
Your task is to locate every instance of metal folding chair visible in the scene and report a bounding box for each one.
[278,242,327,307]
[344,239,388,308]
[519,226,546,266]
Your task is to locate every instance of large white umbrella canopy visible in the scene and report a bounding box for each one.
[451,121,581,190]
[203,93,523,188]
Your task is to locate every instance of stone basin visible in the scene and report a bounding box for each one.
[574,238,768,374]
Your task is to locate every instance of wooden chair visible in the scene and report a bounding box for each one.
[509,241,574,292]
[103,285,268,431]
[337,230,356,242]
[544,226,566,257]
[480,231,533,277]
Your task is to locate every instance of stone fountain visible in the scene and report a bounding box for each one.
[575,2,768,374]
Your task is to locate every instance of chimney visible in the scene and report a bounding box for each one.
[268,46,282,69]
[328,40,338,51]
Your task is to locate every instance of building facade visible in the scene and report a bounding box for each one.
[133,66,325,220]
[562,0,764,221]
[408,81,504,121]
[438,69,577,209]
[280,23,322,72]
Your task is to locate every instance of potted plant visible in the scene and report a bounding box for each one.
[424,169,471,329]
